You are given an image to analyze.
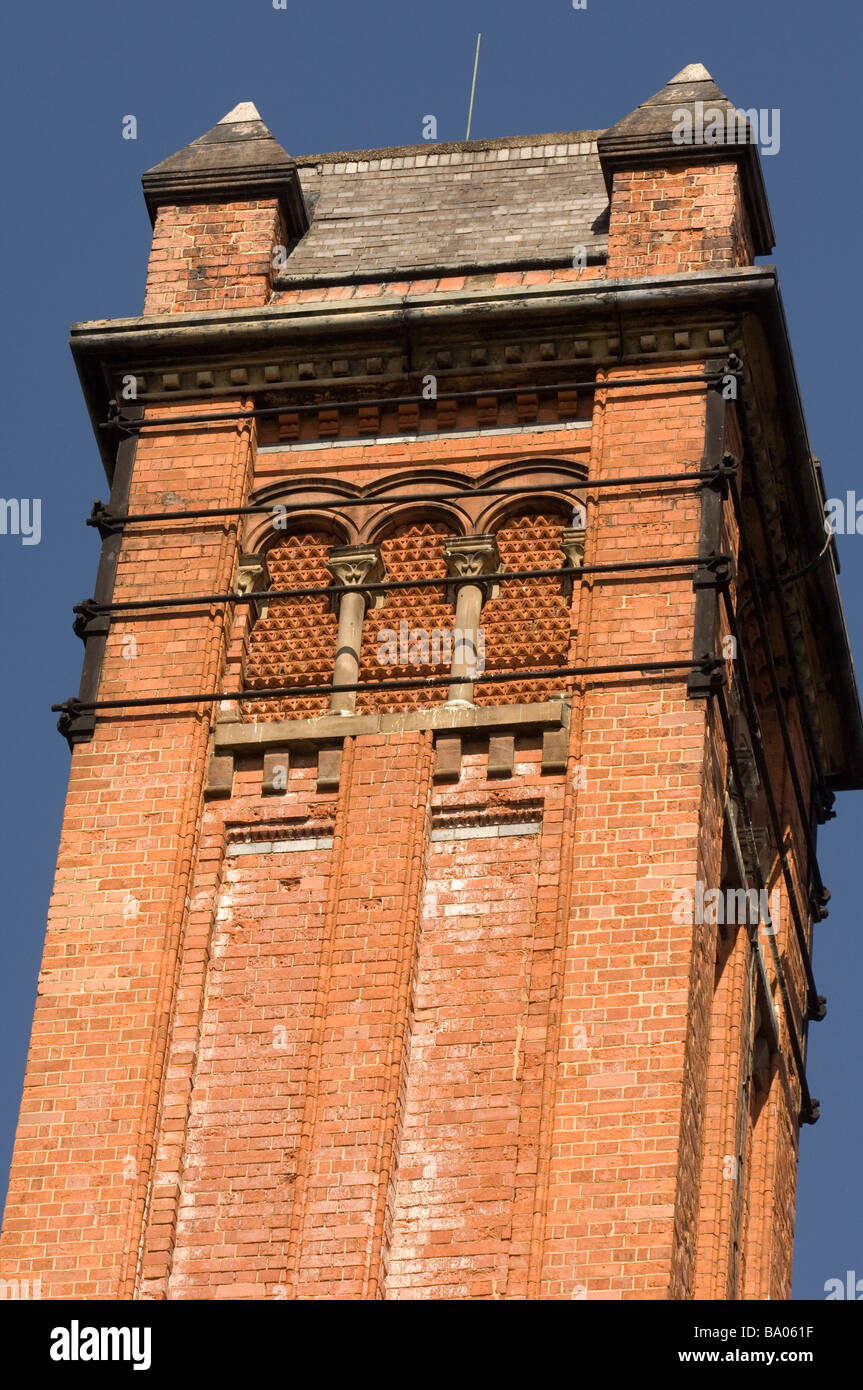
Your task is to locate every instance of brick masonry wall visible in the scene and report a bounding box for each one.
[243,531,338,719]
[0,405,254,1298]
[475,511,573,705]
[135,370,804,1300]
[606,164,755,277]
[143,200,283,314]
[356,521,454,714]
[0,384,807,1300]
[383,746,565,1299]
[532,368,719,1299]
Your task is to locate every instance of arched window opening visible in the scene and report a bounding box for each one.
[475,509,574,706]
[241,530,339,720]
[356,519,454,714]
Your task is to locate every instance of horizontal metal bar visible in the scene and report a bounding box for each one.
[74,555,730,620]
[90,481,582,527]
[53,656,719,715]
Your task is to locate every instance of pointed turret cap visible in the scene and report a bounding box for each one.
[141,102,308,238]
[597,64,774,253]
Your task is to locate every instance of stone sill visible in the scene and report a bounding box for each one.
[214,697,570,754]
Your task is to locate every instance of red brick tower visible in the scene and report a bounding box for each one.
[2,68,861,1300]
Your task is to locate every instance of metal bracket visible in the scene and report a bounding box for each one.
[55,698,96,748]
[86,499,124,539]
[693,552,735,590]
[72,597,104,641]
[687,653,727,699]
[700,452,740,500]
[799,1095,821,1126]
[810,883,831,922]
[71,597,106,639]
[813,785,836,824]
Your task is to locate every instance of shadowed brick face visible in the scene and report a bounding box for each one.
[2,70,859,1301]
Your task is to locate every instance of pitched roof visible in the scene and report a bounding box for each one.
[143,103,292,182]
[599,62,736,144]
[141,103,308,235]
[283,133,609,283]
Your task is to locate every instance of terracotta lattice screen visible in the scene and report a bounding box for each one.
[356,520,453,713]
[241,531,338,720]
[476,511,573,705]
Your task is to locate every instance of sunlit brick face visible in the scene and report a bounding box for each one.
[384,814,547,1298]
[167,835,333,1299]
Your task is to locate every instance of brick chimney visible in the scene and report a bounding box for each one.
[141,102,308,314]
[599,63,775,276]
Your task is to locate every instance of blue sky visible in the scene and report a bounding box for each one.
[0,0,860,1299]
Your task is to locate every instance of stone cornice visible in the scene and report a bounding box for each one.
[142,166,308,234]
[70,266,770,469]
[72,266,776,349]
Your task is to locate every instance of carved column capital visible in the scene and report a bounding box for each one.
[560,527,586,567]
[235,552,270,620]
[443,534,502,603]
[326,544,386,613]
[560,526,586,596]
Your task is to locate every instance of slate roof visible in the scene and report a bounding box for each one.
[285,133,609,281]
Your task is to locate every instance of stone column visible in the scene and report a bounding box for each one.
[443,535,502,706]
[326,544,386,714]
